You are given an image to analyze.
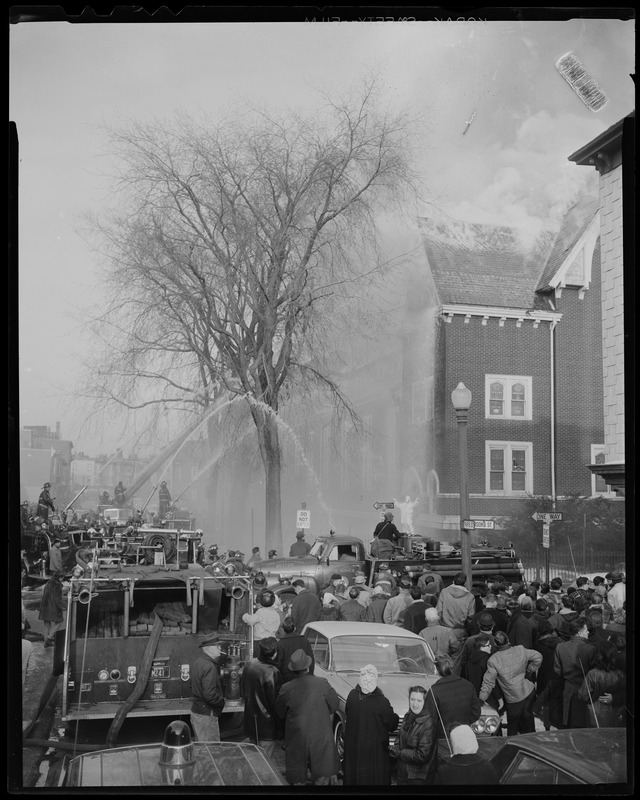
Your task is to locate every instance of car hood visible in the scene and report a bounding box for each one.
[331,671,438,717]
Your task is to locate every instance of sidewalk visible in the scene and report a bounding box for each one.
[21,586,61,788]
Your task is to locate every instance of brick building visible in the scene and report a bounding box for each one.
[568,111,634,495]
[399,195,608,540]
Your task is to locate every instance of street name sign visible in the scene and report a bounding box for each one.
[463,519,495,530]
[373,502,395,511]
[531,512,563,522]
[296,509,311,529]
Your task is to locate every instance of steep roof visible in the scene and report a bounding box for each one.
[535,196,599,291]
[418,214,556,311]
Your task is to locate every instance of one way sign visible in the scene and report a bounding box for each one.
[531,512,563,522]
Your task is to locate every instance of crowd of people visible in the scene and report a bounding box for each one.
[191,564,627,786]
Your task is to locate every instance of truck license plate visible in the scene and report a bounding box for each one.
[151,665,169,678]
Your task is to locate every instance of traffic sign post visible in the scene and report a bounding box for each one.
[296,509,311,529]
[531,511,562,582]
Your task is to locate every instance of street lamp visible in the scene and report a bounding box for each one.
[451,382,473,590]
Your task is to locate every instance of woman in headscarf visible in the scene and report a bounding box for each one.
[434,724,499,784]
[319,591,340,622]
[389,685,437,785]
[343,664,399,785]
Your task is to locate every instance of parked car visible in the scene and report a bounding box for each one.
[437,727,627,785]
[60,720,286,787]
[301,621,500,759]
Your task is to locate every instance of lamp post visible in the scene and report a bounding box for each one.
[451,382,473,591]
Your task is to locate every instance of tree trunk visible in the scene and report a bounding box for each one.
[251,405,283,556]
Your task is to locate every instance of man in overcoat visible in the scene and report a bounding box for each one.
[275,649,340,785]
[343,664,399,785]
[242,637,283,758]
[290,579,321,633]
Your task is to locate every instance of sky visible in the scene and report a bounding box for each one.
[10,12,635,457]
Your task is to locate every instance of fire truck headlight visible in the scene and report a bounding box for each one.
[110,669,121,680]
[98,669,109,681]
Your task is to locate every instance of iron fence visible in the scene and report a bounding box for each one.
[518,550,625,584]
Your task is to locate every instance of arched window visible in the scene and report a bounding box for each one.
[511,383,525,417]
[489,382,504,416]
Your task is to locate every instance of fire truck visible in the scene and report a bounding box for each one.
[58,556,255,725]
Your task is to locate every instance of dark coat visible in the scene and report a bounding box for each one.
[338,599,366,622]
[554,635,595,727]
[435,753,500,785]
[343,685,399,785]
[38,576,65,623]
[290,589,321,633]
[190,653,225,717]
[242,655,283,741]
[403,601,428,635]
[275,672,340,784]
[392,707,437,784]
[373,519,401,544]
[425,675,481,740]
[37,488,55,518]
[365,595,388,623]
[275,632,315,683]
[507,609,533,648]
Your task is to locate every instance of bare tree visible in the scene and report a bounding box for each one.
[81,81,418,554]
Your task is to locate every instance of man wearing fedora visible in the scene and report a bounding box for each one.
[275,649,340,786]
[190,632,226,742]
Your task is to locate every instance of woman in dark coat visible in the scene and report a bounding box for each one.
[435,724,499,785]
[343,664,399,785]
[389,685,437,785]
[578,640,626,728]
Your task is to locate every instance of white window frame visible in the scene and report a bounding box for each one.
[485,375,533,420]
[485,441,533,495]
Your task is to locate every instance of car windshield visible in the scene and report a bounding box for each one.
[308,540,325,558]
[330,635,436,675]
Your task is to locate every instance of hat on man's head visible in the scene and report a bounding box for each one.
[296,531,305,539]
[355,575,366,585]
[610,571,623,582]
[507,599,520,612]
[291,579,305,588]
[199,632,224,648]
[479,613,494,630]
[258,637,278,657]
[331,574,342,581]
[288,648,312,672]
